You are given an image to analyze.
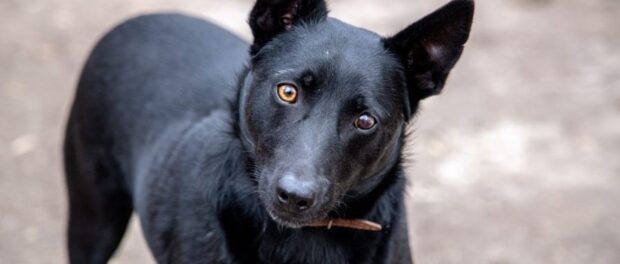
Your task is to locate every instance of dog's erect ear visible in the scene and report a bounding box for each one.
[249,0,327,55]
[385,0,474,102]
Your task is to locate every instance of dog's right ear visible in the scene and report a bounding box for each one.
[249,0,328,55]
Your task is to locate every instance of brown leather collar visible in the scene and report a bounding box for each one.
[305,219,382,231]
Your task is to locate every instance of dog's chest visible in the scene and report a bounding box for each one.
[251,227,384,264]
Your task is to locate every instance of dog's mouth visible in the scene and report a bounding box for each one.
[266,209,321,228]
[264,201,383,231]
[264,203,333,228]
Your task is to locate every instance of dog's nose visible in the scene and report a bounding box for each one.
[275,174,318,212]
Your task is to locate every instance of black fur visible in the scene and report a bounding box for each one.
[64,0,474,263]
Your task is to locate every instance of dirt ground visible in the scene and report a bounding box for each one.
[1,0,619,263]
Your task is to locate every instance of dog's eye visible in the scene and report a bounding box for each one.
[354,113,377,130]
[277,83,298,103]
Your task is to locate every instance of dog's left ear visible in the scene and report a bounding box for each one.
[249,0,328,55]
[385,0,474,102]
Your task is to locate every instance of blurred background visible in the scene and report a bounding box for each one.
[1,0,619,263]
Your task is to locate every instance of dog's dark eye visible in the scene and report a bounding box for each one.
[354,113,376,130]
[277,83,298,103]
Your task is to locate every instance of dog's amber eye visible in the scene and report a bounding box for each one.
[354,113,376,130]
[277,83,298,103]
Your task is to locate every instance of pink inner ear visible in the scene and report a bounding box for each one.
[424,43,446,61]
[281,14,293,30]
[281,0,299,30]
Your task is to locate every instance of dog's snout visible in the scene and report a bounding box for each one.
[275,174,320,212]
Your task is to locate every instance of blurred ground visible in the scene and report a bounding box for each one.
[1,0,619,263]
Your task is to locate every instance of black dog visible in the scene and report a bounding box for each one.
[64,0,473,263]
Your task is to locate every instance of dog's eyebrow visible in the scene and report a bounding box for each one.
[274,68,295,76]
[345,95,384,119]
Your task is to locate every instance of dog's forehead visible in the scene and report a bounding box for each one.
[262,18,397,86]
[299,18,388,68]
[312,18,384,56]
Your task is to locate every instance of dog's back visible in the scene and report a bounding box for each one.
[69,13,247,163]
[64,13,247,263]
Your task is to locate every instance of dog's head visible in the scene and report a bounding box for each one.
[239,0,474,227]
